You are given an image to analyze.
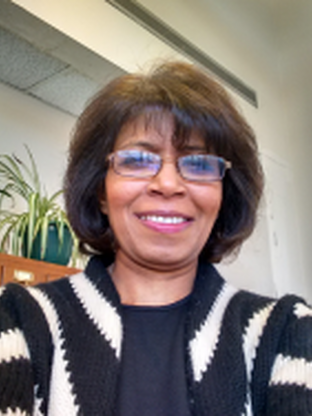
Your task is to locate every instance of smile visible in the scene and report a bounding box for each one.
[139,215,188,224]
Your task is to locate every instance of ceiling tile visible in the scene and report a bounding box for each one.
[0,27,67,90]
[29,67,101,116]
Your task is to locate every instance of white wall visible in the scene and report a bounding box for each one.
[0,82,75,196]
[6,0,311,301]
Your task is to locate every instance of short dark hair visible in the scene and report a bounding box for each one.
[64,61,264,263]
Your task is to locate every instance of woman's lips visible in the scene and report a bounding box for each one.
[136,212,193,233]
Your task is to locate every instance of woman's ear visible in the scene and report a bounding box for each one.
[99,197,108,215]
[98,183,108,215]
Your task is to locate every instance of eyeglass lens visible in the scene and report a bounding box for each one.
[112,150,227,182]
[114,149,160,176]
[178,154,225,181]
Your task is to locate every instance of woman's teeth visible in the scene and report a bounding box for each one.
[140,215,186,224]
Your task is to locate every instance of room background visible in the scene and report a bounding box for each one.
[0,0,311,301]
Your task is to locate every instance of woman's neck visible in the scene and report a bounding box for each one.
[109,252,197,306]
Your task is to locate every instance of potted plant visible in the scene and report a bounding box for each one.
[0,146,78,266]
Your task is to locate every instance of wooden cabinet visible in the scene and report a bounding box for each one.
[0,253,81,286]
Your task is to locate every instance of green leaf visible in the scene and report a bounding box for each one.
[24,145,41,195]
[26,192,39,257]
[0,154,33,200]
[40,215,49,259]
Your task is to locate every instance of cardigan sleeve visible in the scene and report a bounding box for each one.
[0,286,35,415]
[265,298,312,415]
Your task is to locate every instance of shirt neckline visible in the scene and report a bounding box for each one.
[122,294,191,312]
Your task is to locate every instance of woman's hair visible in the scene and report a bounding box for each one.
[64,61,264,263]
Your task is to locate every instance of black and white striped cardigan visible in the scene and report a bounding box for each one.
[1,255,312,416]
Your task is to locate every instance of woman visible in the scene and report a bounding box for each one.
[0,61,311,416]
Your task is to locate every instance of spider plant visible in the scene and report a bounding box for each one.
[0,146,78,265]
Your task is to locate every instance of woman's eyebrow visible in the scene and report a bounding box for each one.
[118,141,158,151]
[134,141,157,150]
[181,144,207,152]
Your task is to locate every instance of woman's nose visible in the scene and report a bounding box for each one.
[147,160,186,197]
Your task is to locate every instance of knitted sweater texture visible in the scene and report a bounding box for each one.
[0,256,312,416]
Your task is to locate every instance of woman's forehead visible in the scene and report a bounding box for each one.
[114,112,206,150]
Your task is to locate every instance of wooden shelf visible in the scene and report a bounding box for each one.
[0,253,81,286]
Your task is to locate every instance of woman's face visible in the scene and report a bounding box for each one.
[101,114,222,272]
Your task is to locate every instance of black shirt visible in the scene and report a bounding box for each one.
[117,296,191,416]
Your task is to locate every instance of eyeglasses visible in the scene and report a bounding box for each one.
[107,149,231,182]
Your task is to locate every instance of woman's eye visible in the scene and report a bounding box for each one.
[122,156,142,166]
[184,156,213,173]
[120,151,154,169]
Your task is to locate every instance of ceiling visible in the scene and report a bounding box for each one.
[138,0,312,81]
[0,0,311,116]
[0,0,126,117]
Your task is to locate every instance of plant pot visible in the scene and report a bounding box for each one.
[22,222,73,265]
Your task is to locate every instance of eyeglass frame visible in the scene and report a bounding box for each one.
[106,149,232,183]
